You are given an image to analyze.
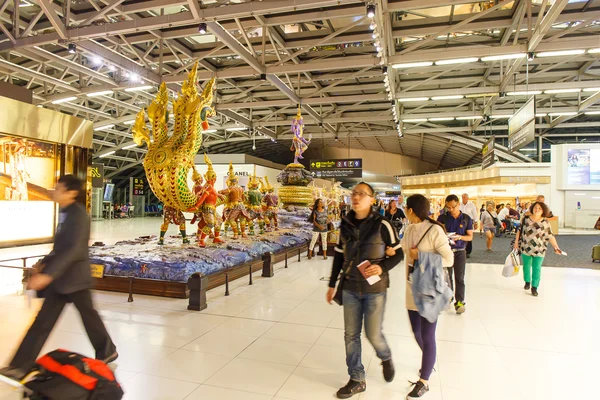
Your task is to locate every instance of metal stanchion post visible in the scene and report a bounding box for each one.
[225,273,230,296]
[285,253,288,268]
[128,277,134,302]
[249,266,253,285]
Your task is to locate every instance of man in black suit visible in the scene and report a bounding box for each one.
[1,175,117,379]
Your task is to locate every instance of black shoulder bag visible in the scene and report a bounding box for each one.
[487,210,499,227]
[332,243,360,306]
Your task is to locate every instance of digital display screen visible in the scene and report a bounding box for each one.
[104,183,115,202]
[567,149,600,185]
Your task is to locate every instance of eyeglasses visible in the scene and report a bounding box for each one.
[351,191,373,198]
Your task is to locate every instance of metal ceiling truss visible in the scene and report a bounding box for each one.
[1,0,600,173]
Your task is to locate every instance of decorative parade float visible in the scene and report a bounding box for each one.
[89,64,315,302]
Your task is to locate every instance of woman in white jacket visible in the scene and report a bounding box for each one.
[401,194,454,399]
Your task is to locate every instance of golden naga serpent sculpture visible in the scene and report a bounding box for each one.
[132,62,216,212]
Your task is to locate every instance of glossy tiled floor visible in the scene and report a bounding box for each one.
[1,218,599,399]
[1,255,600,400]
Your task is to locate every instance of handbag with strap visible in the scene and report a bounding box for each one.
[487,210,499,227]
[408,225,434,276]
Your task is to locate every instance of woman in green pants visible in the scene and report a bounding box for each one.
[514,202,563,297]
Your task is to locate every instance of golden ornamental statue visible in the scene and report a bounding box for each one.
[276,106,314,208]
[132,62,215,214]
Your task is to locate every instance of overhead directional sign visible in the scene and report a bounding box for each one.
[508,96,535,152]
[310,159,363,178]
[482,137,495,170]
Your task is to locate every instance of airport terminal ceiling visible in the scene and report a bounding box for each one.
[2,0,600,179]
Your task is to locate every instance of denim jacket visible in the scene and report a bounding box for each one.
[411,251,453,323]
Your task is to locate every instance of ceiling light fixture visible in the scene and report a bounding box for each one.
[392,61,433,69]
[225,127,247,131]
[87,90,113,97]
[429,117,455,121]
[94,124,115,131]
[99,151,116,158]
[548,112,577,116]
[124,85,153,92]
[480,53,525,62]
[456,116,482,120]
[91,56,103,65]
[123,120,136,125]
[506,91,542,96]
[51,96,77,104]
[108,65,116,72]
[129,73,140,82]
[68,43,76,54]
[370,22,376,30]
[582,88,600,92]
[435,57,479,65]
[366,4,376,18]
[398,97,429,102]
[431,95,464,100]
[123,144,138,150]
[402,118,427,122]
[204,129,218,133]
[584,111,600,115]
[588,48,600,54]
[544,88,581,94]
[198,23,207,34]
[535,113,547,117]
[465,92,498,98]
[537,49,585,58]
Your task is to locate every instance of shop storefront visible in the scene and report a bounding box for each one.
[0,96,93,248]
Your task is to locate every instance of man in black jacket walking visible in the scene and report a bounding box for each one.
[1,175,117,379]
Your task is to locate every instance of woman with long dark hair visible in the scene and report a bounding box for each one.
[385,199,406,234]
[401,194,453,399]
[326,182,404,399]
[514,201,563,297]
[308,198,329,260]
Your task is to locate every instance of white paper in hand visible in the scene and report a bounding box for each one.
[357,260,382,286]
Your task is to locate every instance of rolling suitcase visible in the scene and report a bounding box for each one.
[23,349,123,400]
[593,245,600,262]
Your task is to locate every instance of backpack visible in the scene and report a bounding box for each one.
[24,349,124,400]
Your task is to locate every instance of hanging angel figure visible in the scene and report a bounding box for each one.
[290,107,312,164]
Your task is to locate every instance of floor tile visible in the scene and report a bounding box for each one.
[262,322,325,345]
[186,385,272,400]
[238,337,312,366]
[275,366,349,400]
[182,327,258,357]
[121,373,199,400]
[206,358,295,396]
[236,305,292,322]
[142,349,231,383]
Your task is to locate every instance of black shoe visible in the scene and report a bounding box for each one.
[102,351,119,364]
[382,359,395,382]
[0,366,28,382]
[524,282,531,290]
[531,287,539,297]
[466,254,471,259]
[336,379,366,399]
[407,380,429,398]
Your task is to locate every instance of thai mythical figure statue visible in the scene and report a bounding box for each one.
[157,206,189,245]
[132,62,215,244]
[260,177,280,232]
[191,154,225,247]
[290,107,311,165]
[219,162,251,239]
[245,166,265,236]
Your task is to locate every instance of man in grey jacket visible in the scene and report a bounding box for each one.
[1,175,117,379]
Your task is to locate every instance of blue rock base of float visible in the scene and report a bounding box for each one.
[89,209,315,282]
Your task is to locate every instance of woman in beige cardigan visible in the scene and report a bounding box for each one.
[400,194,454,399]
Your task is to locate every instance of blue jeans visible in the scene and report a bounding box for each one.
[343,290,392,381]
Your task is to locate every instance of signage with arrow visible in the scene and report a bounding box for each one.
[310,159,363,178]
